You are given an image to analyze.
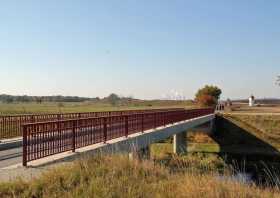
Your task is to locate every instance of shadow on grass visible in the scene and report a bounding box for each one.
[211,115,280,186]
[212,115,280,158]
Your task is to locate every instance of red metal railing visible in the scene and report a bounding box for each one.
[22,108,214,166]
[0,108,183,139]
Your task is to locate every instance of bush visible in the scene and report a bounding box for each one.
[195,85,222,107]
[196,94,217,107]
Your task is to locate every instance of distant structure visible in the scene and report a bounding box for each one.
[226,98,232,107]
[249,95,255,107]
[216,102,225,111]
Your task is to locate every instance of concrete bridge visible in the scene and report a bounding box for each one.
[0,108,215,169]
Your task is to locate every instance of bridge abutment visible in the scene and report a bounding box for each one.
[173,131,187,155]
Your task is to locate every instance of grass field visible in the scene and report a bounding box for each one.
[0,154,279,198]
[0,100,195,115]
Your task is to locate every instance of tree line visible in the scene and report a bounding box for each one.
[0,93,134,104]
[0,94,100,103]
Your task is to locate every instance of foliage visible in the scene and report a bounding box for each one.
[196,94,217,107]
[195,85,222,100]
[0,93,132,105]
[0,94,99,103]
[0,154,279,198]
[195,85,222,106]
[104,93,121,106]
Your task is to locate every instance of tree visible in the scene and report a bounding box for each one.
[195,85,222,107]
[106,93,121,106]
[5,97,13,104]
[35,97,42,104]
[195,94,217,107]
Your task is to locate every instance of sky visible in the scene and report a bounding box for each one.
[0,0,279,100]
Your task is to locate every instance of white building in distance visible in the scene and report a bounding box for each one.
[249,95,255,107]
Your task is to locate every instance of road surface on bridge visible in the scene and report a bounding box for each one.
[0,147,22,168]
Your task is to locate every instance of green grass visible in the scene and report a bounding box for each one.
[188,143,221,153]
[151,143,220,157]
[0,154,279,198]
[0,100,195,115]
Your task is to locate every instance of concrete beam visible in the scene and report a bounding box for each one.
[191,117,216,135]
[173,131,187,154]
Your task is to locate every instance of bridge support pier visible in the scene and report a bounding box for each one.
[129,146,150,160]
[173,131,187,155]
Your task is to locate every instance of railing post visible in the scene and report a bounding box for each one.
[72,120,76,152]
[125,115,129,137]
[22,125,27,167]
[141,113,144,133]
[154,112,156,128]
[103,117,107,143]
[31,115,35,123]
[163,112,166,126]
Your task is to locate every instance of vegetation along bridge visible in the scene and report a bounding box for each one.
[0,108,215,167]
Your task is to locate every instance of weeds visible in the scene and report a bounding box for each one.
[0,154,279,198]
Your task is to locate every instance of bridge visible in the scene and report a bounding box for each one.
[0,108,215,168]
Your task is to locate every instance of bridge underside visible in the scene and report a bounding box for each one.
[24,114,215,167]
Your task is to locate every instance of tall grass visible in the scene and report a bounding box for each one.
[0,154,279,198]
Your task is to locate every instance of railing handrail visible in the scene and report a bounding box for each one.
[0,108,185,118]
[21,109,187,126]
[0,108,186,139]
[22,108,215,166]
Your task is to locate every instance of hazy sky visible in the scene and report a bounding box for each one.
[0,1,279,100]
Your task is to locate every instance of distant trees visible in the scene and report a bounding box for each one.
[5,97,13,104]
[195,85,222,107]
[105,93,121,106]
[102,93,136,106]
[0,94,99,103]
[0,93,137,105]
[35,97,42,104]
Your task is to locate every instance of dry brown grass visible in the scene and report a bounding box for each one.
[0,154,279,198]
[188,132,216,144]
